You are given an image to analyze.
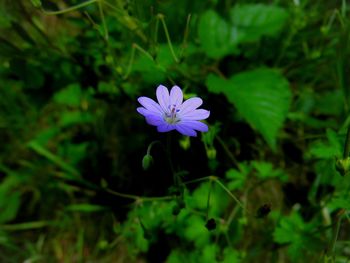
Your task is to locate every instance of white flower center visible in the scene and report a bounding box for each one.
[164,104,180,124]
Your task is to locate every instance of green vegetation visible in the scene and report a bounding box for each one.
[0,0,350,262]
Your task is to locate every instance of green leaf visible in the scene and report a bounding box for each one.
[327,197,350,210]
[230,4,288,42]
[132,44,175,83]
[251,161,288,181]
[198,10,241,58]
[273,213,321,262]
[0,192,20,224]
[306,129,342,159]
[58,111,94,127]
[206,68,291,150]
[53,84,82,107]
[226,168,247,190]
[185,182,228,217]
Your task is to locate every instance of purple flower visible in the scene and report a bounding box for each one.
[137,85,210,137]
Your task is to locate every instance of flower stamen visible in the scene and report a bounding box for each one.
[165,104,180,124]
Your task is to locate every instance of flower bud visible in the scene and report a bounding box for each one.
[142,154,153,170]
[207,147,217,159]
[335,157,350,176]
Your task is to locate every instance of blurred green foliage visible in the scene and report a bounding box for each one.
[1,0,350,262]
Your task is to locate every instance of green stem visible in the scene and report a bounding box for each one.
[123,44,136,79]
[183,176,213,185]
[343,126,350,159]
[214,179,245,209]
[133,43,155,62]
[330,214,343,257]
[206,180,213,220]
[147,140,161,155]
[105,188,174,202]
[41,0,98,15]
[179,14,191,59]
[166,134,178,186]
[0,221,51,231]
[216,136,241,171]
[158,14,179,63]
[98,0,109,40]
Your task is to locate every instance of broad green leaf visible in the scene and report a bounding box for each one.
[198,10,241,58]
[206,68,291,150]
[230,4,288,42]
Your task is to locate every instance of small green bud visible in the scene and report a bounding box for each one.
[31,0,42,8]
[207,147,217,159]
[335,157,350,176]
[142,154,153,170]
[179,136,190,150]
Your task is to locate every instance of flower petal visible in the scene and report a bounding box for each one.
[175,124,197,137]
[181,109,210,121]
[170,85,183,107]
[145,114,165,126]
[178,97,203,115]
[180,121,208,132]
[138,97,162,114]
[157,123,176,132]
[156,85,170,112]
[137,107,158,117]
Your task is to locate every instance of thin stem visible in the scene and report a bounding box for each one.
[330,214,343,257]
[216,136,241,171]
[105,188,174,202]
[133,43,155,62]
[166,133,178,186]
[41,0,98,15]
[98,0,109,41]
[179,14,191,59]
[214,179,245,209]
[123,45,136,79]
[183,176,214,185]
[206,180,213,220]
[158,14,179,63]
[147,140,162,155]
[343,126,350,159]
[154,17,160,45]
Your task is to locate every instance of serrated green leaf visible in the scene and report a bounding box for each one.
[273,213,322,262]
[198,10,241,58]
[252,161,288,181]
[226,169,246,190]
[206,68,291,150]
[230,4,288,42]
